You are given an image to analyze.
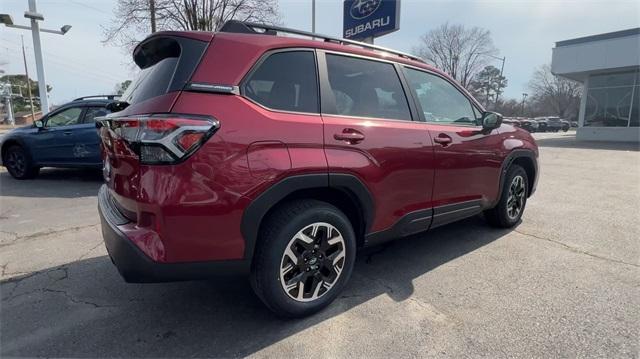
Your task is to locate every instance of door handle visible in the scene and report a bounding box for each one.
[433,134,452,146]
[334,129,365,144]
[63,131,73,136]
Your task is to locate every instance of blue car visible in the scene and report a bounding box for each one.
[0,96,115,179]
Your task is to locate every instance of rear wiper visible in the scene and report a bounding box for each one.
[106,100,130,112]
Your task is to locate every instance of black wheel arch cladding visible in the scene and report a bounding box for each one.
[240,173,374,260]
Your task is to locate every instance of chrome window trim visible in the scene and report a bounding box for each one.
[321,112,428,124]
[233,45,486,126]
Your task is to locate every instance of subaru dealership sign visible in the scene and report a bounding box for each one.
[343,0,400,41]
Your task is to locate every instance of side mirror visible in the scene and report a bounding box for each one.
[34,120,44,129]
[482,112,502,131]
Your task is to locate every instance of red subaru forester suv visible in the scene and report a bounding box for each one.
[98,21,538,317]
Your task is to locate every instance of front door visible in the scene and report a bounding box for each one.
[402,67,503,227]
[34,106,85,164]
[319,51,436,243]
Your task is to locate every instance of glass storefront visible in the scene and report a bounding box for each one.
[584,70,640,127]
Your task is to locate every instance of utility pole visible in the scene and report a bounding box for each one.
[481,53,506,107]
[0,1,72,115]
[521,93,528,116]
[21,35,36,120]
[149,0,156,33]
[495,56,505,107]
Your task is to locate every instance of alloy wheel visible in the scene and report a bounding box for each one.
[506,175,526,220]
[6,150,26,177]
[279,222,346,302]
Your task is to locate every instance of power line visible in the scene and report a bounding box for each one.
[40,0,106,14]
[3,50,124,85]
[0,38,126,83]
[67,0,105,13]
[0,37,122,75]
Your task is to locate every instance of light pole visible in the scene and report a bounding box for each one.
[0,1,72,115]
[21,35,36,121]
[312,0,316,33]
[521,93,528,116]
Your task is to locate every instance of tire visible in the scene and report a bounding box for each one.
[3,145,39,179]
[250,199,356,318]
[484,164,528,228]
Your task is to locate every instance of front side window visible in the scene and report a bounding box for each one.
[403,68,478,125]
[243,51,318,113]
[46,107,83,127]
[325,54,411,121]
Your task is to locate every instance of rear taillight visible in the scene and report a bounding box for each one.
[98,114,219,164]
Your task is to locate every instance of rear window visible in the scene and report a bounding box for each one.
[121,36,208,105]
[120,58,179,104]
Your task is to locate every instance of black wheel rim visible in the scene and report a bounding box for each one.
[507,175,526,220]
[6,150,26,177]
[279,222,346,302]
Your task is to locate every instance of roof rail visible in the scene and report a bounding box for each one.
[219,20,425,63]
[73,94,120,101]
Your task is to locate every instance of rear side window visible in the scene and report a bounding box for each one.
[325,54,411,121]
[121,36,207,105]
[403,68,478,125]
[83,107,111,123]
[243,51,319,113]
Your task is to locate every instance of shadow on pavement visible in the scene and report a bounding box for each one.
[535,133,639,151]
[0,168,103,199]
[1,216,513,357]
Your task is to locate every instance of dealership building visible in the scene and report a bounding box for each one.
[551,28,640,142]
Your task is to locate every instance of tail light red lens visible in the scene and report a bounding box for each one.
[176,132,206,152]
[98,114,219,164]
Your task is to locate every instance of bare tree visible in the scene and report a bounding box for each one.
[528,64,582,120]
[414,23,498,89]
[104,0,280,50]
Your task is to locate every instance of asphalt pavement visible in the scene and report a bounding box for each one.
[1,131,638,358]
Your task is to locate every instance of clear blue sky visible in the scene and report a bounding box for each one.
[1,0,638,105]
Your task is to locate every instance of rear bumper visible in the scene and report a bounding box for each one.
[98,185,249,283]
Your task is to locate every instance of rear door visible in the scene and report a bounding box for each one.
[74,105,110,165]
[319,51,436,243]
[402,67,503,227]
